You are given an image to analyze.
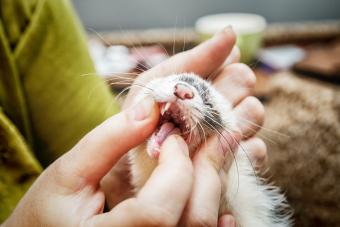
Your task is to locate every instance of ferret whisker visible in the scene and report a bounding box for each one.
[79,72,140,85]
[108,74,139,79]
[221,128,260,181]
[87,27,113,47]
[203,107,286,144]
[157,42,170,57]
[200,88,212,97]
[110,82,154,92]
[206,66,224,82]
[86,78,115,100]
[197,116,237,159]
[172,15,178,56]
[236,123,279,145]
[115,86,133,101]
[188,118,197,143]
[116,26,152,72]
[119,29,154,73]
[247,59,261,70]
[236,116,290,138]
[136,64,150,73]
[114,83,153,102]
[107,81,154,94]
[215,133,241,201]
[201,113,259,181]
[192,107,207,144]
[182,26,187,53]
[203,121,241,197]
[87,27,152,73]
[195,118,207,147]
[197,122,206,148]
[173,20,186,76]
[199,116,252,196]
[146,88,172,100]
[130,73,291,226]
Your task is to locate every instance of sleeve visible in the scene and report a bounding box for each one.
[0,0,119,165]
[0,0,119,221]
[0,108,42,222]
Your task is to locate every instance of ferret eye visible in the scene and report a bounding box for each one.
[206,103,213,108]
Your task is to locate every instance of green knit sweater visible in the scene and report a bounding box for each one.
[0,0,119,221]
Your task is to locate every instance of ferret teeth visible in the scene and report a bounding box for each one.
[160,102,171,116]
[160,107,166,115]
[164,102,171,111]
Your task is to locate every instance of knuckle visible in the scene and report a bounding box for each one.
[228,46,241,64]
[245,96,265,125]
[229,63,256,88]
[188,214,217,227]
[254,139,268,164]
[75,125,103,153]
[143,207,177,227]
[51,156,70,180]
[123,200,178,227]
[48,157,71,186]
[233,46,241,60]
[172,159,194,181]
[256,138,267,154]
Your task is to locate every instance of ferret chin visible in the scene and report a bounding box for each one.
[129,73,292,227]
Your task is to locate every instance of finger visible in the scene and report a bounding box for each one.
[54,96,160,189]
[213,63,256,107]
[240,137,267,169]
[218,215,236,227]
[124,27,236,109]
[180,132,241,226]
[137,135,193,221]
[232,96,264,139]
[223,46,241,65]
[88,135,193,227]
[147,26,236,78]
[100,155,133,208]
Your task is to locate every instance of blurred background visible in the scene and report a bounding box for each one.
[73,1,340,227]
[1,0,338,226]
[73,0,340,30]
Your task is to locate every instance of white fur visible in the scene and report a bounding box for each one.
[220,151,292,227]
[129,73,292,227]
[212,76,292,227]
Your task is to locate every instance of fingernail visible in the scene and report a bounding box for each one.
[174,135,189,156]
[129,96,155,121]
[218,215,236,227]
[215,25,233,37]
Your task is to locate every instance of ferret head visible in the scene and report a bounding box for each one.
[139,73,234,158]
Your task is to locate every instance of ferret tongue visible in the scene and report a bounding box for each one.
[149,122,181,154]
[148,121,182,158]
[155,122,177,144]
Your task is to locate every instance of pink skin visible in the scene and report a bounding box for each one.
[150,124,182,158]
[2,27,267,227]
[147,83,198,158]
[174,83,195,100]
[148,100,193,158]
[155,122,175,144]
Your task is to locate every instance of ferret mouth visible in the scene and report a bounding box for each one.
[147,102,191,158]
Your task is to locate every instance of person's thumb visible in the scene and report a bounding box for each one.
[52,96,159,190]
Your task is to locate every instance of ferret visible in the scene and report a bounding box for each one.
[129,73,292,227]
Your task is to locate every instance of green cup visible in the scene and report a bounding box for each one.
[195,13,267,63]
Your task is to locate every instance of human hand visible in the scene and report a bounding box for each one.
[102,27,267,227]
[3,98,195,226]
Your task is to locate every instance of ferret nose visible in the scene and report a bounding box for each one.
[174,83,194,100]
